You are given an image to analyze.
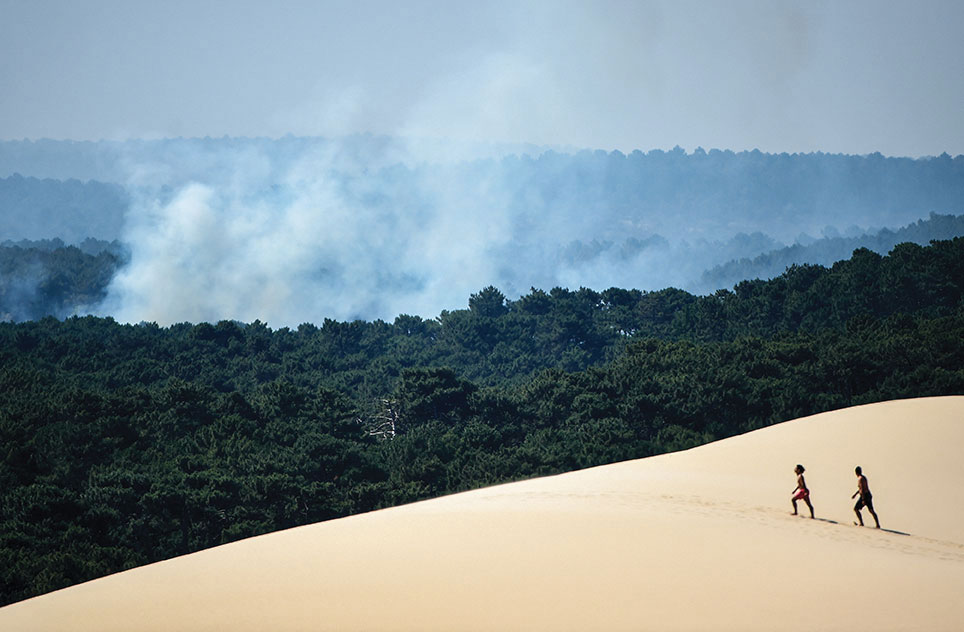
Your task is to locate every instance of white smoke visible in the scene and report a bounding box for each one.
[98,141,517,326]
[87,0,925,327]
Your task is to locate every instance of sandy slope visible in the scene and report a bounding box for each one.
[2,396,963,631]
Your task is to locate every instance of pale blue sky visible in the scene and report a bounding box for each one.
[2,0,963,156]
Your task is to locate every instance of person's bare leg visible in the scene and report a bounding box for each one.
[805,498,814,519]
[868,508,880,528]
[791,499,798,515]
[854,509,864,526]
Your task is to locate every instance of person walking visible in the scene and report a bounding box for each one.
[791,464,814,518]
[852,466,880,528]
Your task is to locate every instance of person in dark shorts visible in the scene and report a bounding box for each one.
[852,466,880,528]
[791,464,814,518]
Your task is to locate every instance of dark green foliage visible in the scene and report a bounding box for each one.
[0,239,125,321]
[1,239,963,606]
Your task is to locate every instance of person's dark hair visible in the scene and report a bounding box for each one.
[855,466,862,475]
[796,464,805,473]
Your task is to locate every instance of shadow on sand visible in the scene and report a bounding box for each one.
[852,523,911,536]
[790,515,910,537]
[811,517,911,537]
[879,528,911,536]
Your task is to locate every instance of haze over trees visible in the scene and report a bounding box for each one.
[2,213,962,324]
[0,174,127,243]
[3,138,962,243]
[1,138,963,323]
[698,212,964,291]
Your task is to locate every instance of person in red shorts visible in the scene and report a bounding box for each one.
[791,464,814,518]
[852,466,880,528]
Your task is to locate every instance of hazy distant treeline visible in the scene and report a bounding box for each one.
[0,174,127,243]
[2,238,962,605]
[2,215,962,324]
[0,239,125,322]
[699,212,964,291]
[2,137,963,240]
[2,137,963,322]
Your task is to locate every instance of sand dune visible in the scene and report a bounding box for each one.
[3,396,963,631]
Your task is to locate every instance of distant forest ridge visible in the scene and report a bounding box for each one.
[2,135,962,182]
[1,214,963,325]
[2,137,963,321]
[1,137,962,243]
[0,174,128,242]
[698,212,964,291]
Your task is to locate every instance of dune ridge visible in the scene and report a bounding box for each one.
[2,396,963,631]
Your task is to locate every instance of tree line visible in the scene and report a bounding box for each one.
[0,239,125,322]
[4,138,964,248]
